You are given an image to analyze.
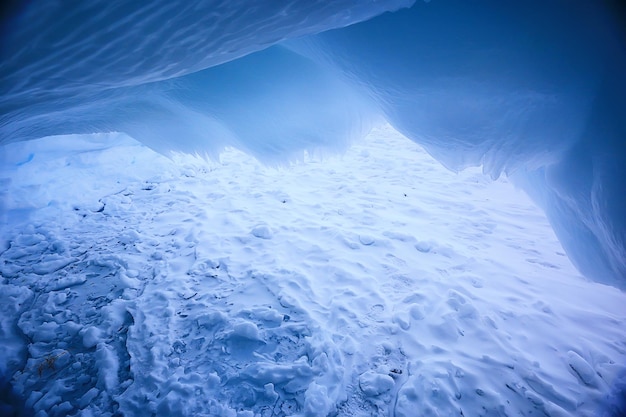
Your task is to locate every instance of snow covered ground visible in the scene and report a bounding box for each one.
[1,125,625,416]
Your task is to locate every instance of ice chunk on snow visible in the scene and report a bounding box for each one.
[358,234,375,246]
[231,321,261,341]
[81,327,103,349]
[359,370,395,396]
[567,351,597,387]
[95,343,119,391]
[31,321,60,343]
[78,388,99,409]
[304,382,332,417]
[242,358,313,386]
[251,225,273,240]
[31,255,75,275]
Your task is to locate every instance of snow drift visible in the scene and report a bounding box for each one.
[2,124,625,417]
[1,0,625,288]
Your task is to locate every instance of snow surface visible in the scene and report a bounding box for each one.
[1,125,625,416]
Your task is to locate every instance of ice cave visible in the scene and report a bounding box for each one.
[1,1,625,416]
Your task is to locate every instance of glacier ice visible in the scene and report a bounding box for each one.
[1,0,625,288]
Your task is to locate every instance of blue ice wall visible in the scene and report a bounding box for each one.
[1,1,625,288]
[0,0,413,103]
[0,46,376,159]
[293,0,626,287]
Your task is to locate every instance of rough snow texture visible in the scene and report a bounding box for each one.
[1,0,625,288]
[1,126,625,416]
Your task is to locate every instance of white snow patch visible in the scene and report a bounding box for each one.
[0,126,624,416]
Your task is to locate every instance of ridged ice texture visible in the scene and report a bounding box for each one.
[0,0,625,288]
[0,0,402,155]
[0,0,413,101]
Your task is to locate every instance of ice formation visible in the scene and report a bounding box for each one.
[1,0,624,289]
